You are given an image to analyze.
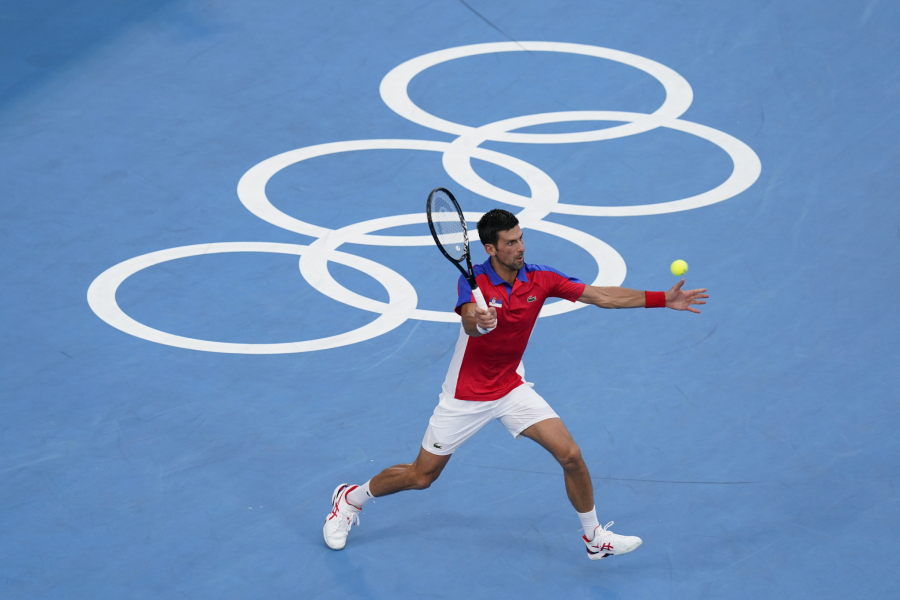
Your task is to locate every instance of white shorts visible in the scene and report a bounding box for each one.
[421,384,559,456]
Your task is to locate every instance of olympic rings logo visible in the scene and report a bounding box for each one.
[87,42,760,354]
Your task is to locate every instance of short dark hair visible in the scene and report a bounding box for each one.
[477,209,519,248]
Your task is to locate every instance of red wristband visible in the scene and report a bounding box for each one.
[645,291,666,308]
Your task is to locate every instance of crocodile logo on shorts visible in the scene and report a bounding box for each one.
[433,443,442,449]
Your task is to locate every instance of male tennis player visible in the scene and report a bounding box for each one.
[324,208,708,560]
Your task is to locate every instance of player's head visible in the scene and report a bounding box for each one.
[478,209,525,272]
[477,209,519,248]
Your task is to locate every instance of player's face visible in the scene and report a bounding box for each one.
[491,226,525,272]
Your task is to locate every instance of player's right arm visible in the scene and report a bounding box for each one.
[460,302,498,337]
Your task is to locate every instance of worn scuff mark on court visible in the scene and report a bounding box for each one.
[456,0,530,54]
[363,321,421,371]
[661,324,718,356]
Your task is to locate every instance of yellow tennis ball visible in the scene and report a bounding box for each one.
[670,259,688,276]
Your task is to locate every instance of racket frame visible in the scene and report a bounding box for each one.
[425,187,489,311]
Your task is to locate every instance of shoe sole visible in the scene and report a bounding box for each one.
[586,539,642,561]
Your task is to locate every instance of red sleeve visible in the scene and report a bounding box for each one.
[531,265,585,302]
[555,279,587,302]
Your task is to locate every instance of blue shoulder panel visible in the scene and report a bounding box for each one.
[524,263,584,284]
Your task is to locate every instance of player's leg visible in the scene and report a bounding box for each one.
[519,417,642,560]
[324,394,493,550]
[368,446,451,496]
[517,417,592,512]
[364,393,494,497]
[498,386,642,560]
[324,449,449,551]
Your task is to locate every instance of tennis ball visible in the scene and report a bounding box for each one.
[670,259,688,276]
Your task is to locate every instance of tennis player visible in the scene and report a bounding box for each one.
[324,208,708,560]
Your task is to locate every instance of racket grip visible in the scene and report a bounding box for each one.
[472,286,488,311]
[471,287,496,334]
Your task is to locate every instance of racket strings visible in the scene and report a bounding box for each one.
[429,193,467,261]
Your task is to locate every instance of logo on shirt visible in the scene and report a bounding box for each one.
[489,298,503,308]
[527,295,537,303]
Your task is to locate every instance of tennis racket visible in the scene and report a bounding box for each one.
[425,187,491,315]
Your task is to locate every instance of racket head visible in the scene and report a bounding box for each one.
[426,187,469,264]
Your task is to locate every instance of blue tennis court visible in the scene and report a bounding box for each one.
[2,0,898,597]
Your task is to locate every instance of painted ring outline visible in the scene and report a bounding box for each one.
[87,242,417,354]
[380,41,694,144]
[296,211,627,323]
[236,139,560,246]
[443,110,762,217]
[236,139,621,322]
[88,43,760,354]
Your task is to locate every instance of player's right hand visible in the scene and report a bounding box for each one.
[475,306,497,331]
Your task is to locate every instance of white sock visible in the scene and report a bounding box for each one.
[346,480,374,508]
[577,506,600,539]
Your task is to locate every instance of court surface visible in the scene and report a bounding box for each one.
[2,1,898,598]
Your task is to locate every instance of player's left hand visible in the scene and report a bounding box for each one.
[665,279,709,313]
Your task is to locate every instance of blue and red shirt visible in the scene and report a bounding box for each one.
[442,258,586,401]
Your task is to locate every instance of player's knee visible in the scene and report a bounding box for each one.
[410,469,441,490]
[410,470,440,490]
[557,444,584,471]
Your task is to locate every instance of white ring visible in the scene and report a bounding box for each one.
[236,139,559,245]
[86,242,416,354]
[380,41,694,144]
[443,111,762,216]
[89,43,759,354]
[297,212,626,323]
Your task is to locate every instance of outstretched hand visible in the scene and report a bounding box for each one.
[666,279,708,313]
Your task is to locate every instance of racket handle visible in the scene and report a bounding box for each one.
[472,286,495,334]
[472,286,489,311]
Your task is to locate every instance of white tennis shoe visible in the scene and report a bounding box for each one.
[583,521,642,560]
[323,483,361,550]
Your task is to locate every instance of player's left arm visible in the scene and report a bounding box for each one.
[578,279,709,313]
